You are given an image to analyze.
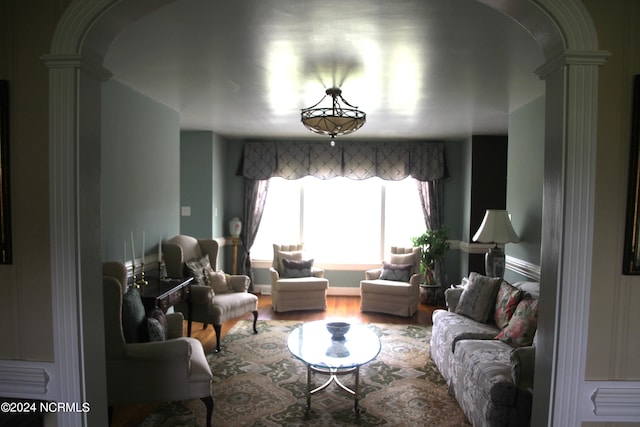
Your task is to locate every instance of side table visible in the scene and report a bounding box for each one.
[140,277,193,332]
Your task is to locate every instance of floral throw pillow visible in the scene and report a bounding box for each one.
[185,254,213,285]
[455,272,502,323]
[495,296,538,347]
[494,282,523,329]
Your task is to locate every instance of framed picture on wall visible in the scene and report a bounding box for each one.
[623,75,640,274]
[0,80,12,264]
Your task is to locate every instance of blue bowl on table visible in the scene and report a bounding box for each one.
[326,322,350,340]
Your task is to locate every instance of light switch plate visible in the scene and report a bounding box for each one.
[181,206,191,216]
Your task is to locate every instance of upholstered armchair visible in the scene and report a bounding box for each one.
[360,246,422,317]
[102,267,213,426]
[162,235,258,352]
[270,243,329,312]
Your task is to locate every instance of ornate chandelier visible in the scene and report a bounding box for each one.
[301,87,366,145]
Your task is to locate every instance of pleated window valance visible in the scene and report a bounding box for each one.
[241,140,447,182]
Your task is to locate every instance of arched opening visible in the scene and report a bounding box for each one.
[45,0,606,425]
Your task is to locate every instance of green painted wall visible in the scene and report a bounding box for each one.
[101,80,180,265]
[504,95,544,283]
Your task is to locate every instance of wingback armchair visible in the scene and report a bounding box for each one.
[270,243,329,312]
[162,235,258,352]
[360,246,422,317]
[102,266,213,426]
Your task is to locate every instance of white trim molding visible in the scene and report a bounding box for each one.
[588,381,640,420]
[0,361,55,399]
[505,256,541,282]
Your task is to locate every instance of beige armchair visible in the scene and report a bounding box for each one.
[270,244,329,312]
[162,235,258,352]
[360,246,422,317]
[102,267,213,426]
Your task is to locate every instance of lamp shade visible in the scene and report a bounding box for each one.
[472,210,520,244]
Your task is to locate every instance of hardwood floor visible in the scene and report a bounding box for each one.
[111,295,441,427]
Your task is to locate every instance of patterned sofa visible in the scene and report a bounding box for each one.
[430,273,539,427]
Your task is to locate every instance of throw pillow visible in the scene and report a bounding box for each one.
[389,253,416,274]
[185,254,213,285]
[281,258,314,278]
[494,282,524,329]
[147,308,168,342]
[122,287,147,343]
[495,296,539,347]
[455,272,502,323]
[208,270,229,294]
[277,250,304,273]
[379,262,413,282]
[147,317,166,342]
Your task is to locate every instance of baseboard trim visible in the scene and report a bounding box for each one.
[255,285,360,297]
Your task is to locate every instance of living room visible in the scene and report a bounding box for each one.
[3,1,640,426]
[100,78,544,292]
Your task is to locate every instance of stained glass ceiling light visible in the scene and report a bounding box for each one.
[301,87,366,145]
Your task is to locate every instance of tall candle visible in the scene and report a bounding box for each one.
[141,230,145,263]
[158,237,162,262]
[130,231,136,266]
[123,241,126,265]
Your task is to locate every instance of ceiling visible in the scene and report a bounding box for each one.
[103,0,545,141]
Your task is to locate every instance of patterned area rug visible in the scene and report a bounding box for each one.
[140,320,470,426]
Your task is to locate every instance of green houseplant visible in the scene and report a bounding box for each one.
[411,226,450,285]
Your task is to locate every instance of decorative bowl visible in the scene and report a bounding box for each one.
[326,322,350,340]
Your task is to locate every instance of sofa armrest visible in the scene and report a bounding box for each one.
[269,267,280,285]
[228,274,250,292]
[165,312,184,339]
[126,338,192,361]
[444,287,464,311]
[311,266,325,278]
[409,273,423,286]
[365,268,382,280]
[190,284,214,304]
[510,345,536,390]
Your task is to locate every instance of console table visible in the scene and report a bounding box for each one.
[140,277,193,332]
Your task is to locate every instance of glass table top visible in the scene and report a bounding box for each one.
[287,320,381,369]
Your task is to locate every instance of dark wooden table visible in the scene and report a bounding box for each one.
[140,277,193,333]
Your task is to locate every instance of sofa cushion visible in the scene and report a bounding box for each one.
[122,287,147,343]
[455,272,502,323]
[379,262,413,282]
[495,296,538,347]
[494,282,524,329]
[185,254,213,285]
[281,258,314,278]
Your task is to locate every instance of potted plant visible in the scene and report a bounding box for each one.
[411,226,450,286]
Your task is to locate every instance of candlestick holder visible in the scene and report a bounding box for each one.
[137,262,149,286]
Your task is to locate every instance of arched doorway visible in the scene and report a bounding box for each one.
[44,1,607,425]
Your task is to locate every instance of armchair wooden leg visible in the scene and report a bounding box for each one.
[213,324,222,353]
[252,310,258,334]
[200,395,214,427]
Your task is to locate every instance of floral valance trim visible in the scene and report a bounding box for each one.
[241,140,447,182]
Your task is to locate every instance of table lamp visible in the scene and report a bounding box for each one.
[472,209,519,278]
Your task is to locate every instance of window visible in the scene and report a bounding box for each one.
[251,176,426,265]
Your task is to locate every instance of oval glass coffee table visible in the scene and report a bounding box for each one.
[287,320,381,417]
